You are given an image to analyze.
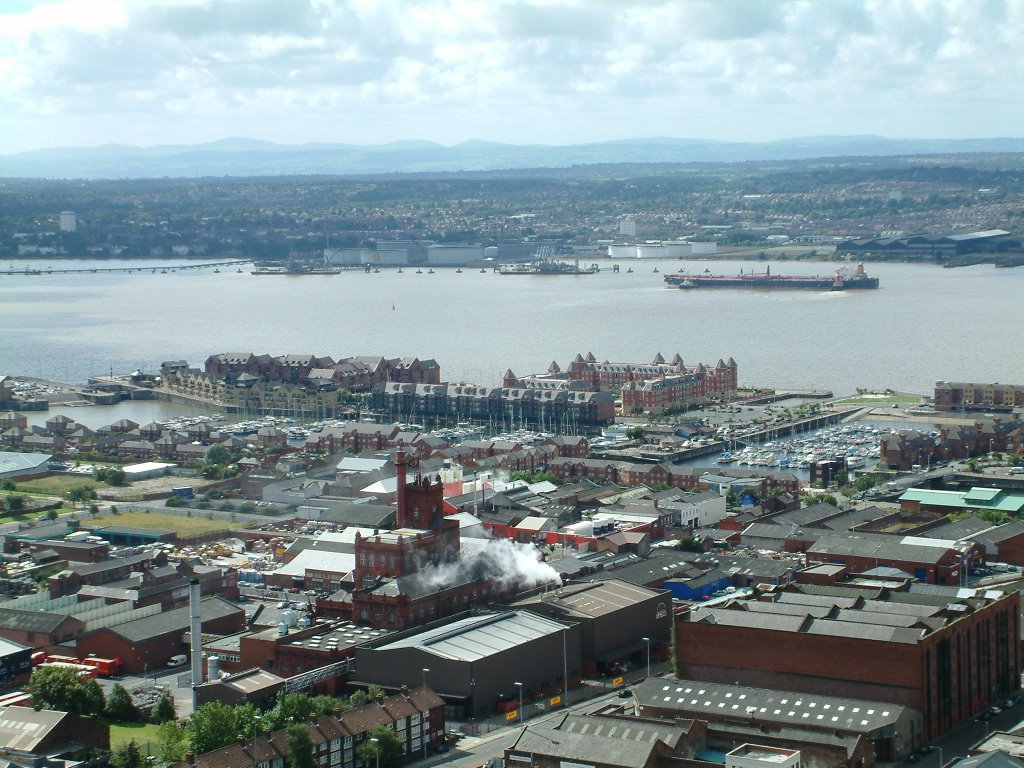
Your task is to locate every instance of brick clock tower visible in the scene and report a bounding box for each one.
[353,451,460,590]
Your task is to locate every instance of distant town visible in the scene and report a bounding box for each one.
[3,142,1024,768]
[3,156,1024,270]
[1,347,1024,768]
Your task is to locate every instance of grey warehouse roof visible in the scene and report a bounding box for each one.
[375,610,568,662]
[636,678,909,734]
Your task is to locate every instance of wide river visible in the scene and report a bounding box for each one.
[2,258,1022,403]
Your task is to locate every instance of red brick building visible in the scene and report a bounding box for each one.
[174,687,445,768]
[76,597,245,673]
[676,582,1020,741]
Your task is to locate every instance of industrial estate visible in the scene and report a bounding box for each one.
[2,348,1024,768]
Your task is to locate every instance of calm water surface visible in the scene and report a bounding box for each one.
[2,258,1022,398]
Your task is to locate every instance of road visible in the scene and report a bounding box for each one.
[907,702,1024,768]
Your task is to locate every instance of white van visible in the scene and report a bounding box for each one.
[167,654,187,667]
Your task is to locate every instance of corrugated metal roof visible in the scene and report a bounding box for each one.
[0,707,66,751]
[377,610,567,661]
[636,678,907,734]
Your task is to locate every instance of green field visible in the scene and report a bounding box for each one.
[13,475,101,496]
[834,393,922,405]
[89,510,237,536]
[108,721,162,756]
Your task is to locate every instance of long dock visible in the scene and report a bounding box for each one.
[5,259,251,276]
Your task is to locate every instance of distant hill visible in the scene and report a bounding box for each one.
[2,135,1024,179]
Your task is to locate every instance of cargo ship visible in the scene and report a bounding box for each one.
[664,262,879,291]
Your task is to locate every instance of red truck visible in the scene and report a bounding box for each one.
[80,656,123,678]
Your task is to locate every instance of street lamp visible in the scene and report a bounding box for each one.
[369,738,379,768]
[642,637,651,678]
[515,681,524,726]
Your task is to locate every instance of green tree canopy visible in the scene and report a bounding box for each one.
[286,724,315,768]
[358,724,404,767]
[204,444,233,465]
[110,739,144,768]
[28,666,105,715]
[186,701,259,755]
[155,721,187,763]
[263,692,313,731]
[151,689,177,724]
[105,683,140,722]
[66,485,96,503]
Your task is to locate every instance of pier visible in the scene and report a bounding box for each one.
[732,407,862,446]
[5,259,252,276]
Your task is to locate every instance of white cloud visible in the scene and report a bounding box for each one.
[0,0,1022,153]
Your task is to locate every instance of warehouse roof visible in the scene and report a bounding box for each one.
[508,579,666,619]
[0,706,70,752]
[900,488,1024,515]
[96,597,241,643]
[510,716,670,768]
[375,610,568,662]
[635,678,910,734]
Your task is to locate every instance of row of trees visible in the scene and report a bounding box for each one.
[27,668,407,767]
[28,666,177,722]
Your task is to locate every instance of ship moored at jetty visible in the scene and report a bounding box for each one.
[498,259,598,275]
[664,262,879,291]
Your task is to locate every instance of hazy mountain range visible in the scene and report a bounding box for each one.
[3,136,1024,179]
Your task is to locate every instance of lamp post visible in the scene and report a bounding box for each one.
[515,681,524,726]
[938,747,944,768]
[369,737,379,768]
[642,637,651,678]
[421,668,430,760]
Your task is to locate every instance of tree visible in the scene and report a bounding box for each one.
[151,689,177,724]
[155,721,187,763]
[105,683,140,721]
[348,685,385,708]
[286,724,315,768]
[205,444,232,465]
[110,740,144,768]
[3,494,25,513]
[263,692,313,731]
[28,665,105,715]
[66,485,96,503]
[358,725,404,767]
[625,425,645,440]
[186,701,254,755]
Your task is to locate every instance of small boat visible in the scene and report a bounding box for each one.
[480,268,486,273]
[428,269,435,274]
[653,267,659,273]
[397,268,403,274]
[456,268,463,273]
[416,269,423,274]
[214,268,220,273]
[237,268,243,273]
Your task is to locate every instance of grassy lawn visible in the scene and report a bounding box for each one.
[107,721,162,756]
[86,510,235,535]
[13,475,101,496]
[834,393,922,405]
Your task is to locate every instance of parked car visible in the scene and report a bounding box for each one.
[991,706,1003,715]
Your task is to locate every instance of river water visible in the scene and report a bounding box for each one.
[2,258,1022,410]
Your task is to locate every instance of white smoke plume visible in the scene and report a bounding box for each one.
[409,538,561,593]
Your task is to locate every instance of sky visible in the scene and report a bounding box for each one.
[1,0,1022,154]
